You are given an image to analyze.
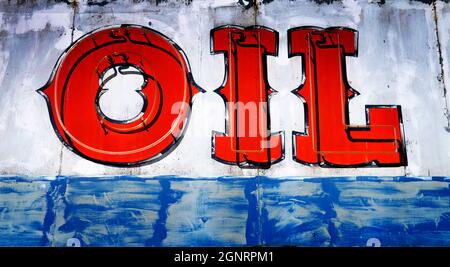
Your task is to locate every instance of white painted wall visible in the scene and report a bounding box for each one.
[0,0,449,177]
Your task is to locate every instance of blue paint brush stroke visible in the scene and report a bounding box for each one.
[0,176,449,246]
[244,177,260,246]
[145,180,182,246]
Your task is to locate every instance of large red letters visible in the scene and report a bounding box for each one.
[289,27,406,167]
[40,25,407,168]
[211,26,284,168]
[39,25,201,166]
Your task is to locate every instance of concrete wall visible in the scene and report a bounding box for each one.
[0,0,449,177]
[0,0,450,246]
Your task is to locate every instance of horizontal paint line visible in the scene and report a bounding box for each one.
[0,175,449,183]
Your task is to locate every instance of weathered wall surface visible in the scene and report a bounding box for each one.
[0,0,450,247]
[0,0,449,177]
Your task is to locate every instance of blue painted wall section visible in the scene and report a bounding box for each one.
[0,176,450,247]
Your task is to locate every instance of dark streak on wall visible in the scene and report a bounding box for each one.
[431,2,450,132]
[2,0,450,9]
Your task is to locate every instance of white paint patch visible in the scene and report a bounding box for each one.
[343,0,362,24]
[98,66,146,122]
[12,4,73,35]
